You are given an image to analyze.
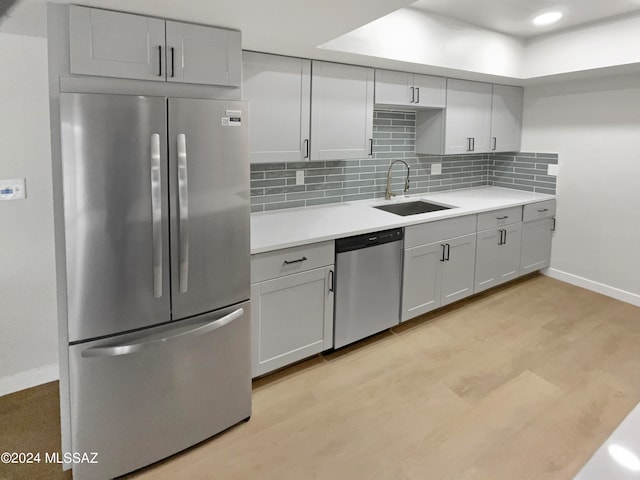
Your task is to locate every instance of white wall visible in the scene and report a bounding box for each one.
[319,7,525,80]
[524,12,640,79]
[522,73,640,306]
[0,30,59,396]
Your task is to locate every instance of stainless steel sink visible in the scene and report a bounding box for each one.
[374,200,452,216]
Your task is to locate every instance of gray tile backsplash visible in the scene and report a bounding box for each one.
[250,110,558,212]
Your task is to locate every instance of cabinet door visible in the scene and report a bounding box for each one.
[165,21,241,86]
[311,61,374,160]
[69,6,166,81]
[474,228,501,293]
[521,218,553,274]
[496,223,522,283]
[444,79,492,154]
[251,266,333,377]
[243,52,311,163]
[375,69,413,106]
[441,233,477,306]
[401,242,443,322]
[413,73,446,108]
[490,84,523,152]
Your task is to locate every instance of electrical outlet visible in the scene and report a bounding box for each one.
[0,178,26,200]
[296,170,305,185]
[547,164,558,176]
[431,163,442,175]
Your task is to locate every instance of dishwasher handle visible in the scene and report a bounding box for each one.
[336,228,403,253]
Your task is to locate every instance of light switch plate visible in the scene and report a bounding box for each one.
[295,170,304,186]
[431,163,442,175]
[0,178,26,200]
[547,164,558,176]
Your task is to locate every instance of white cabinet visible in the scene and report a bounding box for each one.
[250,242,334,377]
[416,79,523,155]
[475,223,522,293]
[165,21,241,86]
[444,78,493,154]
[402,216,477,321]
[521,200,556,274]
[311,61,374,160]
[242,52,311,163]
[69,5,241,86]
[490,84,523,152]
[475,207,523,293]
[375,69,445,108]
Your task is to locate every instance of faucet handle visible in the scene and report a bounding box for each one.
[404,178,410,193]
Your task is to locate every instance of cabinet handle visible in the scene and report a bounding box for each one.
[466,138,472,152]
[497,215,509,220]
[551,217,556,231]
[492,137,497,151]
[416,87,420,104]
[410,86,415,103]
[537,208,549,213]
[329,269,334,293]
[170,47,175,78]
[158,45,162,76]
[498,229,503,245]
[503,229,507,244]
[445,243,451,261]
[440,244,446,262]
[369,138,373,156]
[303,139,309,159]
[471,137,475,151]
[283,256,307,265]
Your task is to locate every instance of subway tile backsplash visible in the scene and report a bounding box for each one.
[250,110,558,212]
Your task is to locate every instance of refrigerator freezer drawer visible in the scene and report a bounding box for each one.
[68,301,251,480]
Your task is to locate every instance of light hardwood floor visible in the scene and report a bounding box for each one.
[128,274,640,480]
[2,274,640,480]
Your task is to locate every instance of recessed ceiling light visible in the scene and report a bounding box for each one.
[532,11,563,26]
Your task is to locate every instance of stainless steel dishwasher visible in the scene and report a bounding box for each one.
[334,228,403,348]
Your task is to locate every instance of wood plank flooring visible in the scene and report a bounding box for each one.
[2,274,640,480]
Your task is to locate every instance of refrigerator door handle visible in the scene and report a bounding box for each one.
[150,134,163,298]
[81,307,245,358]
[177,133,189,293]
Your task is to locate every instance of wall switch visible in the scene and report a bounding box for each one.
[547,164,558,176]
[0,179,26,200]
[431,163,442,175]
[295,170,305,185]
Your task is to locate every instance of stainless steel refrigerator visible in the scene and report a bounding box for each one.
[59,93,251,479]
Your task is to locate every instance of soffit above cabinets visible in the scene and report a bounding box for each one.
[410,0,640,38]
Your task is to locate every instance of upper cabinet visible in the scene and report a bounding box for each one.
[242,52,311,163]
[311,61,374,161]
[443,78,493,154]
[165,21,241,86]
[375,69,445,108]
[490,84,523,152]
[69,6,241,87]
[416,79,523,155]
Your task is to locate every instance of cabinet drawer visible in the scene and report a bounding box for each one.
[405,215,476,249]
[476,206,522,231]
[523,199,556,222]
[251,241,334,283]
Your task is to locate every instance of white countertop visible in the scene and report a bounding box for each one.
[574,402,640,479]
[251,186,554,254]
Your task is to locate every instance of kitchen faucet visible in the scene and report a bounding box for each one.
[385,160,410,200]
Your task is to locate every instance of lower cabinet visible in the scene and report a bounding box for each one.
[474,223,522,293]
[250,242,334,378]
[521,199,556,275]
[402,216,477,322]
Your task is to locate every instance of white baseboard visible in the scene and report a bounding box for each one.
[0,364,59,397]
[544,268,640,307]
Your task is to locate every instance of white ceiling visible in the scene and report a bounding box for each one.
[410,0,640,38]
